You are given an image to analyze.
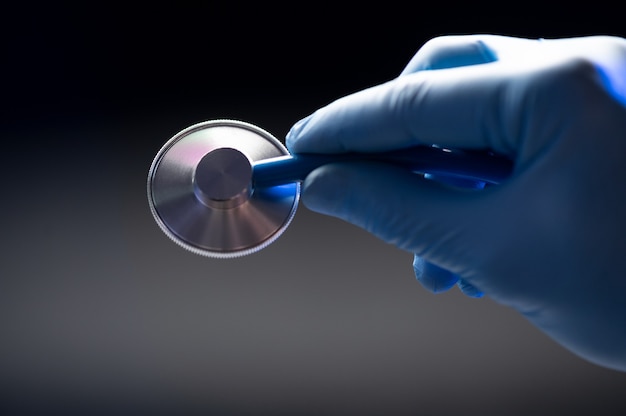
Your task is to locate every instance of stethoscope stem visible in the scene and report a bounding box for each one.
[252,146,513,188]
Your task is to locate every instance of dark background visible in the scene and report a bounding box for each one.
[2,3,626,415]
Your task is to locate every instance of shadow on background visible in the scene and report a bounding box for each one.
[2,4,626,415]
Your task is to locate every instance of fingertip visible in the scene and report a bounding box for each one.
[300,164,349,217]
[285,114,313,152]
[413,255,459,294]
[457,279,484,298]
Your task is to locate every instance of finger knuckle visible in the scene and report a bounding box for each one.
[416,35,494,70]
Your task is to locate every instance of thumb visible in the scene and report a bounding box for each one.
[302,162,493,276]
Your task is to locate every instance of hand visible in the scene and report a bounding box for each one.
[285,35,626,371]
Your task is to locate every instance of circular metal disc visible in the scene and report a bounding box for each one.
[147,119,300,258]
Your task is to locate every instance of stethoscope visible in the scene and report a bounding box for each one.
[147,119,512,258]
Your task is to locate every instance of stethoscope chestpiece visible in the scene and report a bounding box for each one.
[147,119,299,258]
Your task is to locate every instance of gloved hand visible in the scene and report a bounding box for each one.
[286,35,626,371]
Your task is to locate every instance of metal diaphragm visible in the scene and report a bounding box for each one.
[147,119,299,258]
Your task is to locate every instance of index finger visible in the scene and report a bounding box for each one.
[285,63,519,156]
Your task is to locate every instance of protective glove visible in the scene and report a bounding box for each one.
[285,35,626,371]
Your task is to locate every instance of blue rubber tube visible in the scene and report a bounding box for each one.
[252,146,513,188]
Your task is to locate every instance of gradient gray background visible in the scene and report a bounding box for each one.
[2,4,626,415]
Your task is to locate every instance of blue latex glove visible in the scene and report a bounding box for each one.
[286,35,626,371]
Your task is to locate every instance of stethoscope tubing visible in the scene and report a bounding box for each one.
[252,146,513,188]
